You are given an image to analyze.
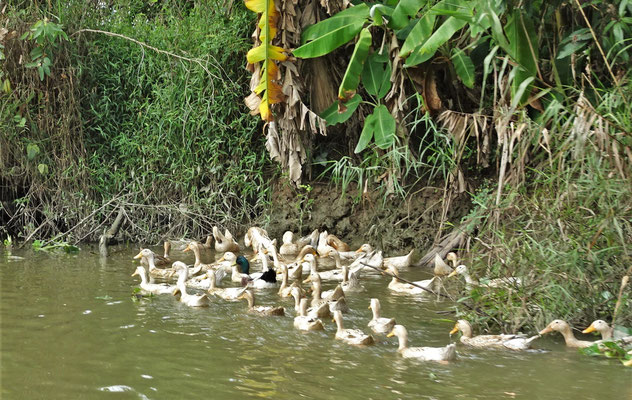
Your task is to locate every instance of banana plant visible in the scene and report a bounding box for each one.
[244,0,288,121]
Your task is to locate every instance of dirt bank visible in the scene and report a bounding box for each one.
[267,180,472,257]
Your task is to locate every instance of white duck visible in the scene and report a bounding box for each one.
[448,264,523,288]
[583,320,632,343]
[388,325,457,361]
[131,266,174,294]
[212,226,240,253]
[294,298,325,331]
[172,262,211,307]
[367,298,396,334]
[205,270,245,301]
[332,310,374,346]
[385,266,437,295]
[288,286,330,319]
[450,320,540,350]
[237,289,285,316]
[539,319,593,348]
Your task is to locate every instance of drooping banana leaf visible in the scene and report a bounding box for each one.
[338,27,372,102]
[320,94,362,126]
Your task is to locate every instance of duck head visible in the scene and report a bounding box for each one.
[236,255,250,274]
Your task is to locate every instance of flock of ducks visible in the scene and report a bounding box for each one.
[130,226,631,362]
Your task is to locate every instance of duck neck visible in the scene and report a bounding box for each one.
[312,282,322,301]
[460,323,473,338]
[396,332,408,352]
[292,291,301,310]
[342,266,349,284]
[600,327,613,340]
[462,270,477,287]
[232,265,242,281]
[191,245,202,267]
[559,326,583,346]
[279,268,288,290]
[245,294,255,309]
[177,268,188,287]
[333,252,342,269]
[138,268,149,286]
[146,254,158,271]
[299,298,308,317]
[260,253,269,271]
[208,273,217,290]
[204,236,213,248]
[334,315,344,333]
[371,303,381,321]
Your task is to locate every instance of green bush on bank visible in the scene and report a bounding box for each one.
[1,1,273,242]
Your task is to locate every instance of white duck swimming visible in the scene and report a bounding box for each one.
[294,298,325,331]
[212,226,240,253]
[205,269,245,301]
[450,320,540,350]
[332,310,374,346]
[288,286,330,319]
[131,266,174,294]
[237,289,285,316]
[385,266,437,295]
[172,262,211,307]
[367,298,396,335]
[388,325,457,361]
[539,319,593,348]
[448,264,523,289]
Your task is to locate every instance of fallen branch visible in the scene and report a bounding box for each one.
[99,207,126,257]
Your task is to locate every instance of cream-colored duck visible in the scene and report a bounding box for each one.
[277,265,306,297]
[450,320,539,350]
[333,310,374,346]
[583,320,632,342]
[433,253,455,276]
[448,264,522,289]
[368,298,396,334]
[212,226,240,253]
[294,298,325,331]
[304,272,348,313]
[539,319,593,348]
[288,286,330,319]
[317,230,335,257]
[244,226,273,256]
[388,325,457,361]
[138,241,171,267]
[301,253,343,281]
[205,269,245,301]
[326,234,350,252]
[172,262,211,307]
[286,287,331,318]
[183,241,215,272]
[325,250,363,287]
[186,267,227,290]
[238,289,285,316]
[131,266,175,294]
[279,231,304,256]
[201,235,213,250]
[356,244,413,270]
[385,266,437,295]
[134,249,175,280]
[341,264,364,292]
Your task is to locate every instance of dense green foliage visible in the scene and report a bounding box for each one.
[1,1,272,242]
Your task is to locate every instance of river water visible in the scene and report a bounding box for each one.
[1,245,629,399]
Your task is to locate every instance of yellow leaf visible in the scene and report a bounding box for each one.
[247,45,288,64]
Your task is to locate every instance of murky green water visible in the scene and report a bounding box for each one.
[1,245,629,399]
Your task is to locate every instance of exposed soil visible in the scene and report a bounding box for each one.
[267,180,472,257]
